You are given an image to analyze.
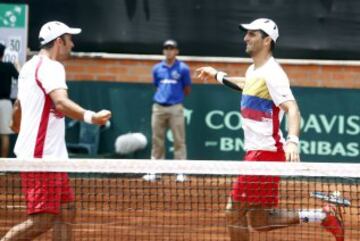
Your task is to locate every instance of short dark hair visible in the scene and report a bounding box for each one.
[39,34,66,49]
[259,30,275,52]
[0,43,5,57]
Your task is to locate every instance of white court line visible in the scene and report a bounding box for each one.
[6,205,26,209]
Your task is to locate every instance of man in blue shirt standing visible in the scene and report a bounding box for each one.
[143,39,192,182]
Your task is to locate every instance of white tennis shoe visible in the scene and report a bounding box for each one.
[176,174,187,182]
[142,173,159,181]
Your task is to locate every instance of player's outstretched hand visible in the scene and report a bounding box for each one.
[284,142,300,162]
[195,66,217,82]
[92,110,112,125]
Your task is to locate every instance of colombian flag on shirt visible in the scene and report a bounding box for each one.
[241,77,274,121]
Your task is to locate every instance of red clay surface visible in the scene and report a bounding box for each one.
[0,173,359,240]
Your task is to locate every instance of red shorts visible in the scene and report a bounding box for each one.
[231,150,286,207]
[21,172,75,215]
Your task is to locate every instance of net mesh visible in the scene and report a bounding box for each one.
[0,158,359,241]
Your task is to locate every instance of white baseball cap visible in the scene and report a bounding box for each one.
[239,18,279,42]
[39,21,82,45]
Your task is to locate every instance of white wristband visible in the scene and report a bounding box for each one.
[83,110,95,124]
[286,135,299,145]
[215,71,227,84]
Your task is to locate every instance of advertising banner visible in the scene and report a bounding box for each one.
[68,82,360,163]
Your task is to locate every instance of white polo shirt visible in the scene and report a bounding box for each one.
[241,57,295,152]
[14,55,68,159]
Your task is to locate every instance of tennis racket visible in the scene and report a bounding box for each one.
[310,191,351,207]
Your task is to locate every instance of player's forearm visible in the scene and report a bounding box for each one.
[53,97,86,121]
[286,105,301,138]
[10,100,21,133]
[223,77,242,91]
[215,72,244,92]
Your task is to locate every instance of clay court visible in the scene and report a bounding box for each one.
[1,173,359,241]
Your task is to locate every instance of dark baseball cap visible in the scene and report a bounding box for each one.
[163,39,178,48]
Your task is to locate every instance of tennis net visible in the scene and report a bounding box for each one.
[0,158,359,241]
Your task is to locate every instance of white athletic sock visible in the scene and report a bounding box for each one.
[298,209,326,223]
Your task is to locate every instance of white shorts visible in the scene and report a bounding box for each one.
[0,99,13,135]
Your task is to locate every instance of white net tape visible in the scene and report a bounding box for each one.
[1,158,360,177]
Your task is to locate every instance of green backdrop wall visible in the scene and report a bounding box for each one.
[67,82,360,163]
